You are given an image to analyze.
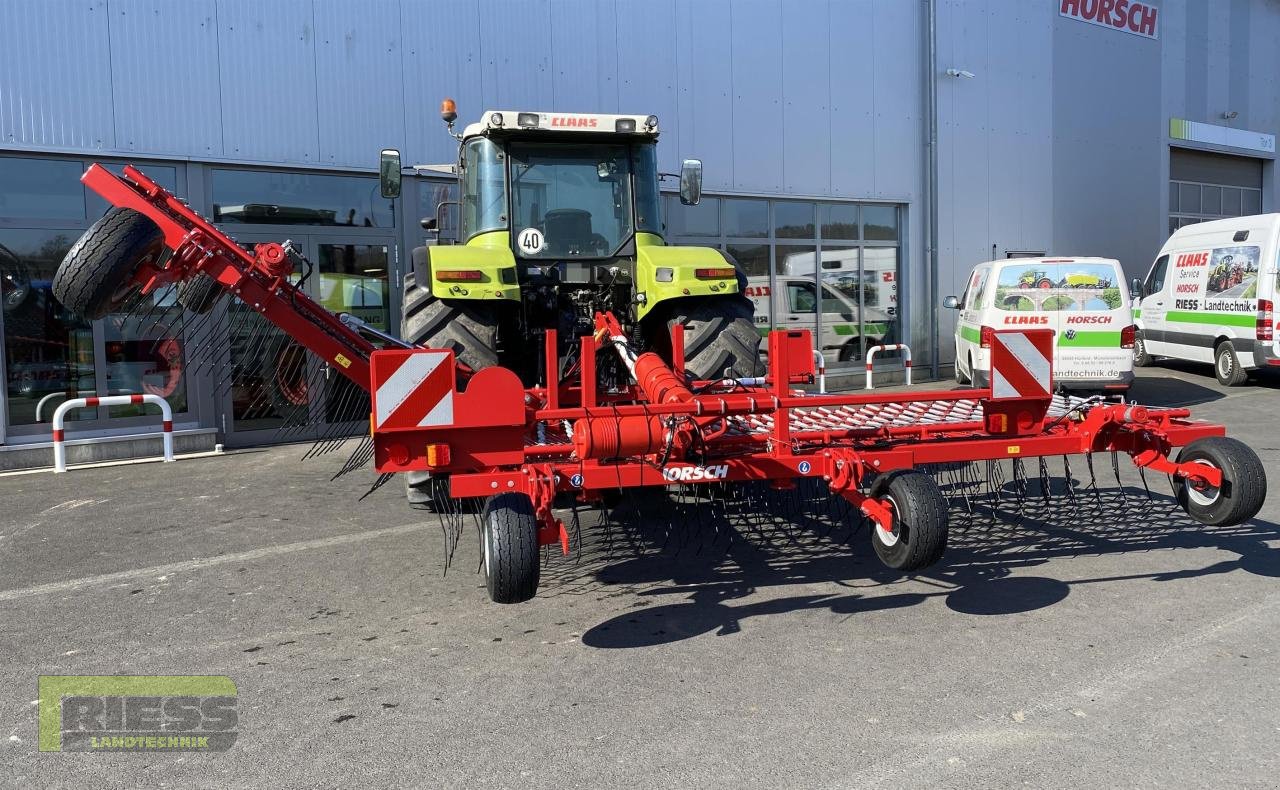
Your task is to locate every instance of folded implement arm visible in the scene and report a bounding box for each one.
[63,164,1266,604]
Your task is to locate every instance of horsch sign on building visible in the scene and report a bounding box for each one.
[1060,0,1159,39]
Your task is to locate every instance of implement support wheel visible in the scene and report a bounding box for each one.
[868,470,949,572]
[53,207,165,320]
[481,493,541,604]
[1174,437,1266,527]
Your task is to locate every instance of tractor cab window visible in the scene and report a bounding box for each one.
[461,137,506,241]
[632,142,662,235]
[508,142,635,258]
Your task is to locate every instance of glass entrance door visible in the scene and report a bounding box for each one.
[219,234,393,446]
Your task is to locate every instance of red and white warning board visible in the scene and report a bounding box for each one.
[371,349,455,431]
[990,330,1053,399]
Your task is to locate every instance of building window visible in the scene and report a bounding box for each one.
[664,195,902,371]
[211,168,395,228]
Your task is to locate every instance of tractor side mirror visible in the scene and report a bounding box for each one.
[421,217,438,232]
[942,295,960,309]
[1131,277,1143,299]
[679,159,703,206]
[379,149,402,199]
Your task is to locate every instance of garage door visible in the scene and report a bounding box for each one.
[1170,148,1264,234]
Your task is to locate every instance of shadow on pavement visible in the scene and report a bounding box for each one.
[536,466,1280,649]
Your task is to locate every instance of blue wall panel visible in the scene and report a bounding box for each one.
[728,0,785,194]
[108,0,222,156]
[400,0,485,166]
[781,0,832,196]
[0,1,115,151]
[217,0,320,164]
[827,0,877,199]
[679,0,736,191]
[312,0,406,168]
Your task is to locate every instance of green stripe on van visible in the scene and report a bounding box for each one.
[1132,308,1141,318]
[959,325,982,344]
[1166,310,1256,328]
[1059,331,1121,347]
[832,324,854,336]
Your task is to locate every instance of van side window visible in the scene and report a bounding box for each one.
[965,269,989,310]
[787,282,817,313]
[1144,255,1169,296]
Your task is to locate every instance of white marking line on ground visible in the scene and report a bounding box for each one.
[0,521,429,603]
[851,587,1280,788]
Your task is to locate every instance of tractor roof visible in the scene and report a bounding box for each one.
[462,111,660,140]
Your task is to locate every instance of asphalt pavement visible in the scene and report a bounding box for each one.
[2,362,1279,789]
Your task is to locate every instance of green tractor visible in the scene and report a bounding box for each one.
[380,101,762,503]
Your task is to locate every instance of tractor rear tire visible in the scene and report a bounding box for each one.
[177,272,222,314]
[54,207,165,320]
[402,269,501,505]
[868,470,948,572]
[666,295,764,380]
[402,270,499,370]
[481,493,541,604]
[1174,437,1266,527]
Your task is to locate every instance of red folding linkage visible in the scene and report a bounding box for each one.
[84,164,386,389]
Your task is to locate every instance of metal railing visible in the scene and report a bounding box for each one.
[865,344,913,390]
[52,394,174,473]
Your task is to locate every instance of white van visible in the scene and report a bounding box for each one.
[1133,214,1279,386]
[745,275,894,364]
[944,257,1135,392]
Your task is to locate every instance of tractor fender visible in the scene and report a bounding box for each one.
[414,236,518,302]
[634,234,741,320]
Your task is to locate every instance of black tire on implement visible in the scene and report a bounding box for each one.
[868,470,949,572]
[666,295,764,380]
[54,207,165,320]
[177,272,222,314]
[1174,436,1266,526]
[481,493,541,603]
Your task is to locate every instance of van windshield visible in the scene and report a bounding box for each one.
[993,262,1125,312]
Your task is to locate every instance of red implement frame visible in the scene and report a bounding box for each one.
[83,165,1227,554]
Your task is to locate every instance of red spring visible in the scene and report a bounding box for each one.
[573,415,692,459]
[253,243,290,279]
[634,352,693,404]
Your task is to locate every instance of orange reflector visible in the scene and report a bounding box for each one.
[426,443,451,467]
[695,267,736,279]
[436,270,483,282]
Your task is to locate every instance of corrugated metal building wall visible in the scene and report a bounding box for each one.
[1,0,1277,370]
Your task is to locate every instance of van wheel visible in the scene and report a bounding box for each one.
[954,356,970,385]
[1214,341,1248,387]
[1132,333,1152,367]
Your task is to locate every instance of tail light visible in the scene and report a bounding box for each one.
[1258,299,1273,342]
[695,267,736,279]
[980,325,994,349]
[436,269,483,282]
[1120,324,1136,349]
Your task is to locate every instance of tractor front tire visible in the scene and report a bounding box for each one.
[666,295,764,380]
[868,470,949,572]
[1174,437,1266,527]
[54,207,165,320]
[481,493,541,604]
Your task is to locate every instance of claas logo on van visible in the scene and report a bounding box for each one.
[1003,315,1049,325]
[1176,251,1209,267]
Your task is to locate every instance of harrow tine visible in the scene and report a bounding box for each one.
[357,472,395,501]
[1037,456,1053,506]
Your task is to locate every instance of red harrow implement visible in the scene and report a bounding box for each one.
[54,165,1267,603]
